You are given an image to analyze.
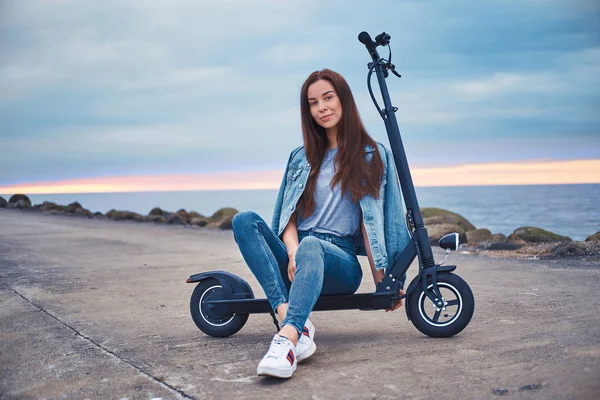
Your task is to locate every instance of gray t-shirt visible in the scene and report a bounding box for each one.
[297,148,361,237]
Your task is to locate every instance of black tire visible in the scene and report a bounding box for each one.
[190,278,249,337]
[408,272,474,338]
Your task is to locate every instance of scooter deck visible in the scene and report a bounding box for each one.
[206,291,403,314]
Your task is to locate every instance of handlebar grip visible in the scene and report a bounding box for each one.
[358,31,375,50]
[358,31,374,47]
[358,31,378,60]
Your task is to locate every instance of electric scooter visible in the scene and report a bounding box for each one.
[186,31,475,338]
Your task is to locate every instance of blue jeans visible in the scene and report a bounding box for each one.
[232,211,363,335]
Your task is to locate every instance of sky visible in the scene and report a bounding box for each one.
[0,0,599,193]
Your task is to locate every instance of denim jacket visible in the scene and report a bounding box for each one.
[271,142,411,271]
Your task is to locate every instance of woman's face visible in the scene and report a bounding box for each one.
[307,79,342,131]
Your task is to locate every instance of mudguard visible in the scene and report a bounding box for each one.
[404,265,457,321]
[186,270,254,298]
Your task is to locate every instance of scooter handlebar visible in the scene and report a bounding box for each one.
[358,31,379,61]
[358,31,380,61]
[358,31,374,48]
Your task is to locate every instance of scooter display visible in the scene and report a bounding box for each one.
[186,31,475,338]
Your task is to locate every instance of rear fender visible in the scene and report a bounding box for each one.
[186,270,254,298]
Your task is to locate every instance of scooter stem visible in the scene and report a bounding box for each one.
[358,31,436,269]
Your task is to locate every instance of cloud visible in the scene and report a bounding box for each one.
[0,0,598,188]
[117,66,234,91]
[0,169,285,194]
[452,72,558,96]
[0,0,317,101]
[265,43,326,64]
[2,159,598,195]
[411,159,600,186]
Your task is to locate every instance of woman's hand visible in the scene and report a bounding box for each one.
[281,211,299,283]
[287,252,297,282]
[385,289,405,312]
[360,220,405,312]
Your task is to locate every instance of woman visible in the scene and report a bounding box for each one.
[231,69,411,379]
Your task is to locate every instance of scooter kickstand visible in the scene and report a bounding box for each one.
[269,312,281,332]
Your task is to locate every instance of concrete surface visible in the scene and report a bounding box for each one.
[0,209,599,400]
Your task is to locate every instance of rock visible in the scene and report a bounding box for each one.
[8,194,31,209]
[517,241,600,260]
[421,208,476,232]
[492,388,509,396]
[466,228,492,244]
[93,212,104,218]
[131,212,145,222]
[173,209,191,224]
[146,215,166,223]
[549,242,588,258]
[423,215,456,226]
[40,201,66,213]
[585,232,600,242]
[475,232,519,250]
[477,233,512,250]
[516,243,556,255]
[105,209,145,222]
[0,196,7,208]
[149,207,166,216]
[190,217,208,227]
[508,226,572,244]
[44,201,92,218]
[14,199,31,209]
[8,194,31,205]
[75,208,93,218]
[206,207,239,229]
[66,201,84,213]
[155,208,196,225]
[421,208,476,244]
[130,212,146,222]
[218,216,233,230]
[188,210,208,227]
[210,207,239,222]
[188,211,206,219]
[490,233,508,242]
[105,209,118,219]
[579,241,600,260]
[484,242,519,251]
[518,383,543,391]
[426,223,467,245]
[167,213,187,225]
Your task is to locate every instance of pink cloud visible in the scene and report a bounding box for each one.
[1,159,599,195]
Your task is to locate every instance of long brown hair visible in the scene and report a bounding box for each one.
[297,69,384,219]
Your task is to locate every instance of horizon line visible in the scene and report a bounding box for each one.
[1,159,599,195]
[2,181,600,197]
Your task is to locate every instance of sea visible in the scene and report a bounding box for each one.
[3,183,599,241]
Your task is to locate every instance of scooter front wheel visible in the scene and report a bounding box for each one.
[190,278,249,337]
[407,272,474,338]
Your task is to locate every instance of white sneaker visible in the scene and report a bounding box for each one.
[296,319,316,362]
[257,334,297,378]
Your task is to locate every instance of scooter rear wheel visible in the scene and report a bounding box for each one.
[190,278,249,337]
[407,272,474,338]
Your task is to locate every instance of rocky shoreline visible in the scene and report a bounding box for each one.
[422,207,600,261]
[2,193,599,261]
[0,194,237,230]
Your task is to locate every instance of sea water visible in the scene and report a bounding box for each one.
[3,184,598,241]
